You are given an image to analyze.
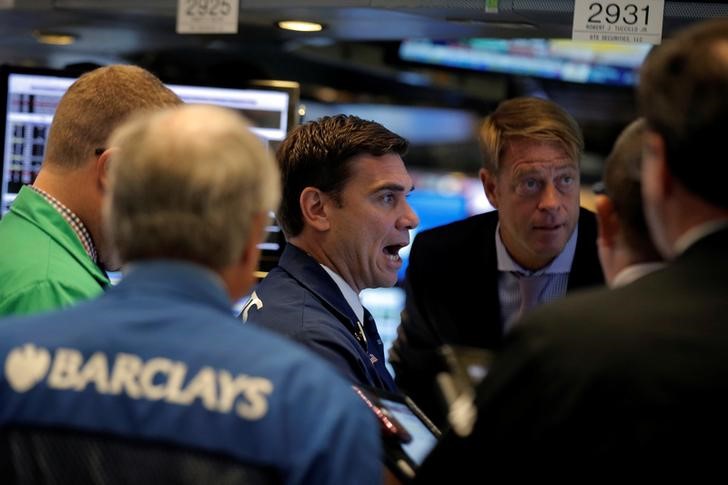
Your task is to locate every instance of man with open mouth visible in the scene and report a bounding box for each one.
[242,114,418,393]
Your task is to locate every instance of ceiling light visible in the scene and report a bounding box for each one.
[33,30,77,46]
[276,20,324,33]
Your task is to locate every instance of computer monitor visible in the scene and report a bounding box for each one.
[399,38,652,87]
[0,65,75,215]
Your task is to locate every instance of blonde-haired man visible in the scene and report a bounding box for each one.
[0,65,181,316]
[0,104,381,484]
[391,96,604,427]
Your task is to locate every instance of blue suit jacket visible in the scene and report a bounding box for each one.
[0,261,381,485]
[244,244,397,392]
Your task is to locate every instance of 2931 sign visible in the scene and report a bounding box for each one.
[587,2,650,26]
[184,0,231,17]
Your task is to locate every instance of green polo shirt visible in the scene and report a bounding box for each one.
[0,186,109,316]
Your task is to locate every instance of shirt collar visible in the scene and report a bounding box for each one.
[320,264,364,323]
[673,218,728,256]
[29,185,98,263]
[610,262,666,288]
[496,221,578,276]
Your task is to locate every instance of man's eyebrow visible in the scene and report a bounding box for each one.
[514,163,577,177]
[372,182,415,193]
[513,166,544,177]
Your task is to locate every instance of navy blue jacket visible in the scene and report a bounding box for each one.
[244,244,397,392]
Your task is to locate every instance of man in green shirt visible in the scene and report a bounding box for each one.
[0,65,181,316]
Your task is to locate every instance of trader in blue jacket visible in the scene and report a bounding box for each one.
[0,104,381,485]
[242,114,419,392]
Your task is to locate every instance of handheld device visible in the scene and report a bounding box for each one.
[353,385,440,481]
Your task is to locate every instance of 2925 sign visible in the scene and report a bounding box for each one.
[587,2,650,26]
[184,0,231,17]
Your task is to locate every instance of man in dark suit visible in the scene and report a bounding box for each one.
[390,97,604,427]
[242,115,419,392]
[415,18,728,480]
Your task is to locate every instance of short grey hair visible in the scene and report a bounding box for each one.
[103,104,281,269]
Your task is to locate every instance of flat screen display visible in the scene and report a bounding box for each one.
[353,384,440,480]
[378,395,439,467]
[399,38,652,86]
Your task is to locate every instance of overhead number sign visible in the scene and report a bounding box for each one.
[177,0,239,34]
[572,0,664,45]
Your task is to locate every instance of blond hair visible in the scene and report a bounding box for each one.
[480,97,583,173]
[45,65,181,169]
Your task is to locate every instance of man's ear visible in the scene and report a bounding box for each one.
[594,194,620,248]
[480,168,499,209]
[299,187,331,232]
[95,148,116,192]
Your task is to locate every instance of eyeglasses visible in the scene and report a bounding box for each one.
[94,147,106,156]
[591,181,607,196]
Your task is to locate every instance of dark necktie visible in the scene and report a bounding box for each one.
[362,307,398,392]
[360,307,378,351]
